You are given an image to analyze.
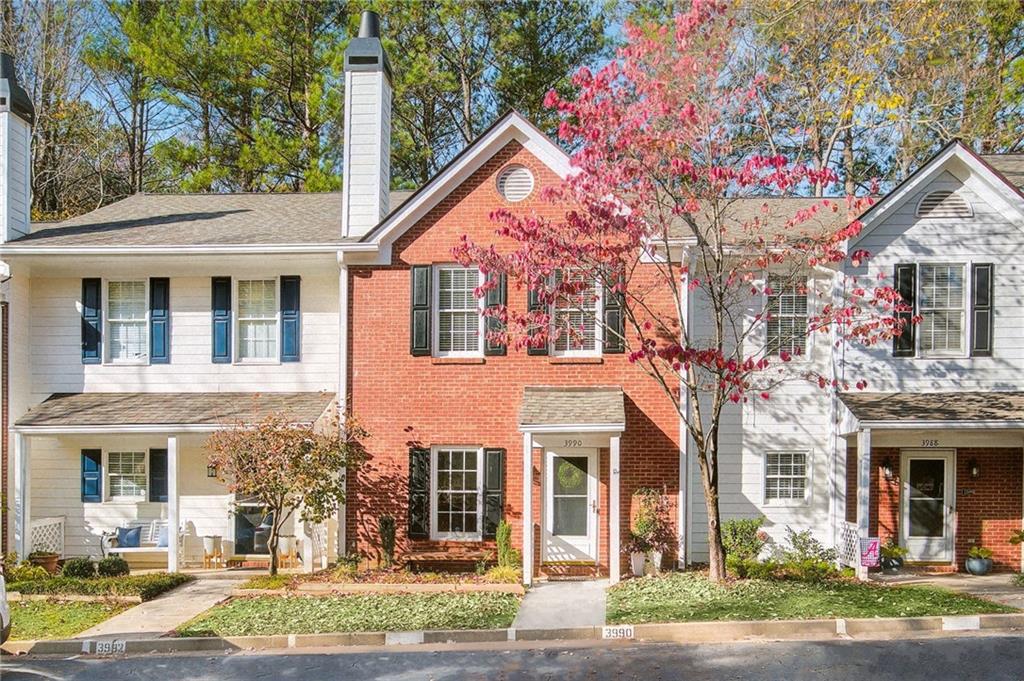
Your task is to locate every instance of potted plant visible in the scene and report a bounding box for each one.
[27,550,59,574]
[623,533,650,577]
[880,540,907,572]
[634,488,672,574]
[966,546,993,575]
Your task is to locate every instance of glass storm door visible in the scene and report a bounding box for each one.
[543,450,598,562]
[901,451,954,562]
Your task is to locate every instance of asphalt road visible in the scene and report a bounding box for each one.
[3,635,1024,681]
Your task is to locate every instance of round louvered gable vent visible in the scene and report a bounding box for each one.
[497,165,534,202]
[916,190,973,219]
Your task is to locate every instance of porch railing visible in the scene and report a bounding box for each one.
[30,516,66,558]
[838,521,859,568]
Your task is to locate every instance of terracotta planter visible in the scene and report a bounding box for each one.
[29,553,60,575]
[630,552,646,577]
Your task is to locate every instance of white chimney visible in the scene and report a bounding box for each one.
[341,11,392,239]
[0,52,33,243]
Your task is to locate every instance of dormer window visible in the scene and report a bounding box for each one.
[916,190,973,219]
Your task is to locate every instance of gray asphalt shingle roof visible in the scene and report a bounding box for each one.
[519,386,625,428]
[5,191,414,248]
[840,391,1024,423]
[982,154,1024,190]
[15,392,335,428]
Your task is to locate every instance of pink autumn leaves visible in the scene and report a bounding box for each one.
[452,0,910,404]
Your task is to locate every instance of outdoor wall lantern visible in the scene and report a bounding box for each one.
[207,464,218,478]
[881,458,894,482]
[969,459,981,479]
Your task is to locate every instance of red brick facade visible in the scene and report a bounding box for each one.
[846,444,1023,572]
[345,141,681,575]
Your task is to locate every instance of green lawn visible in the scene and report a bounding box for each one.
[607,572,1017,624]
[177,592,521,636]
[10,600,129,640]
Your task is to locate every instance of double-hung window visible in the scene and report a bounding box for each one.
[108,451,147,500]
[764,451,808,504]
[918,263,965,356]
[107,280,148,362]
[551,270,602,356]
[431,446,483,540]
[434,266,483,356]
[765,275,808,357]
[237,279,278,361]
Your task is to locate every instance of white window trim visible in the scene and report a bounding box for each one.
[103,278,150,366]
[105,449,149,503]
[429,445,484,541]
[761,272,813,362]
[915,260,971,360]
[233,276,281,365]
[762,449,811,507]
[549,274,604,357]
[432,265,485,358]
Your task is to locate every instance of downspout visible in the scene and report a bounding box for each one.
[677,248,692,568]
[337,258,350,557]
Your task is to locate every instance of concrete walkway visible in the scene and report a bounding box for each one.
[76,576,244,640]
[871,572,1024,609]
[512,580,607,629]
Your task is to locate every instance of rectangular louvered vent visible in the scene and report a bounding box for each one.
[917,190,973,218]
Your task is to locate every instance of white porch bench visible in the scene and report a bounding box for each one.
[102,520,171,556]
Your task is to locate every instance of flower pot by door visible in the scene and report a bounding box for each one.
[649,550,663,574]
[630,552,646,577]
[965,557,993,576]
[29,553,60,575]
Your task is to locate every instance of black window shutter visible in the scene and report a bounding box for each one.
[892,264,916,357]
[408,447,431,539]
[483,448,505,539]
[81,278,102,364]
[81,449,102,502]
[211,277,232,363]
[526,288,548,356]
[150,278,170,364]
[971,263,994,357]
[484,272,507,356]
[149,448,168,502]
[280,275,301,362]
[410,266,431,356]
[603,278,626,354]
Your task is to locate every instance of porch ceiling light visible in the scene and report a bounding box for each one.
[881,457,894,482]
[969,459,980,479]
[207,464,218,478]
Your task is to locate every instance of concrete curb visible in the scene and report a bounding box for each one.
[4,613,1023,657]
[233,583,525,598]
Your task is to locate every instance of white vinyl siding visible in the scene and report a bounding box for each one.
[431,447,483,540]
[764,451,808,504]
[108,451,147,500]
[766,275,808,357]
[107,280,148,362]
[237,279,278,361]
[434,266,483,356]
[918,263,966,356]
[551,271,602,356]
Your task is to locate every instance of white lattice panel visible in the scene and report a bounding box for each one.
[839,522,859,567]
[30,517,65,557]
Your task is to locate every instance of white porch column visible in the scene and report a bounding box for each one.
[337,261,349,557]
[522,431,534,586]
[855,428,872,580]
[167,435,179,572]
[609,434,621,584]
[13,431,29,558]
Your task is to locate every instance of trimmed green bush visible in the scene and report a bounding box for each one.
[97,556,130,578]
[496,520,520,568]
[378,515,396,568]
[10,573,191,601]
[6,562,49,582]
[722,516,769,561]
[61,557,96,579]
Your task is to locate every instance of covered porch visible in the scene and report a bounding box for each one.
[519,386,626,586]
[839,392,1024,577]
[11,391,338,573]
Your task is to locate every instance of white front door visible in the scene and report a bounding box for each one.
[543,449,599,563]
[901,450,955,562]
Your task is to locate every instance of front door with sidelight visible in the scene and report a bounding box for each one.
[900,450,955,562]
[543,449,599,563]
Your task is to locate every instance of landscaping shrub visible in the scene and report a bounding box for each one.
[483,565,522,584]
[97,556,130,578]
[1012,573,1024,588]
[10,573,192,601]
[722,516,769,561]
[61,557,97,579]
[773,527,838,564]
[496,519,520,568]
[7,562,50,582]
[378,515,396,568]
[241,574,292,590]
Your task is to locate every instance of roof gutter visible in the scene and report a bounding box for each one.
[0,244,346,256]
[852,419,1024,432]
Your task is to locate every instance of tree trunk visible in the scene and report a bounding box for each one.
[702,472,726,582]
[268,527,280,576]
